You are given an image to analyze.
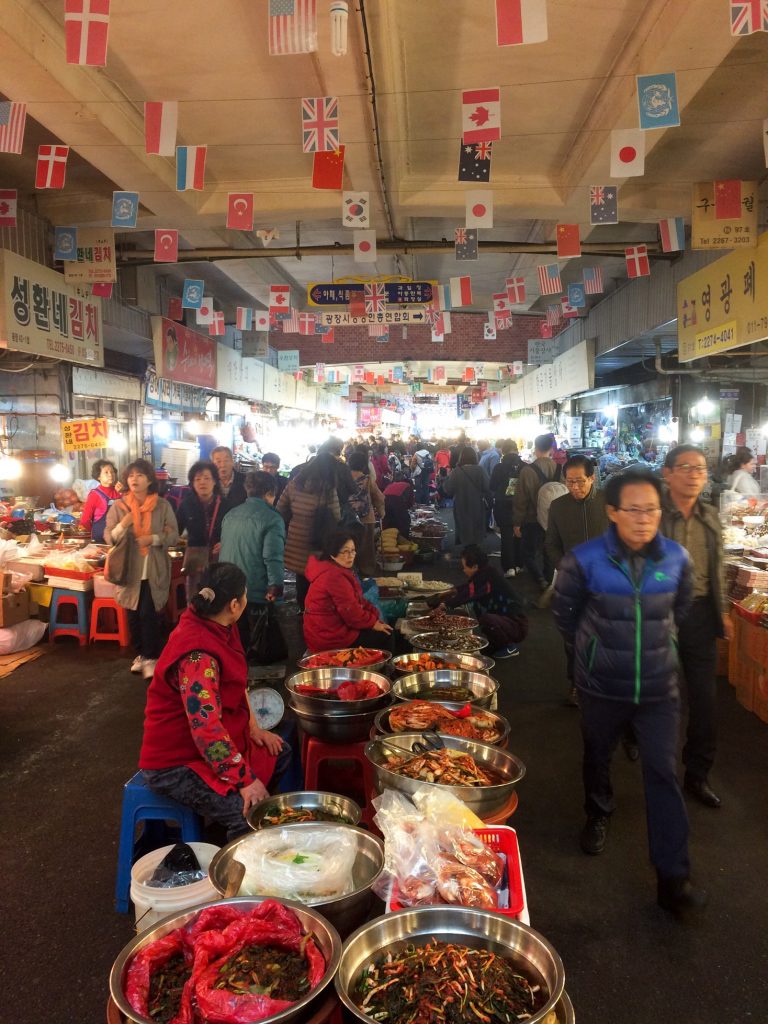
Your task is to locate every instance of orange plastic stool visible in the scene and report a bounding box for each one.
[303,735,377,827]
[90,598,130,646]
[165,579,187,624]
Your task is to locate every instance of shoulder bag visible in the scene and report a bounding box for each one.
[104,503,131,585]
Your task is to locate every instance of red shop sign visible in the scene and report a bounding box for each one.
[152,316,217,389]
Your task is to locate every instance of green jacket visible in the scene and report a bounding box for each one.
[545,488,608,569]
[660,493,725,628]
[219,497,286,603]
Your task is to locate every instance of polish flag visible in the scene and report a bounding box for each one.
[354,230,377,262]
[154,230,179,263]
[714,180,742,219]
[658,217,685,253]
[625,245,650,279]
[227,193,255,231]
[35,146,69,189]
[450,276,472,307]
[176,146,207,191]
[495,0,548,45]
[466,190,493,228]
[269,284,291,312]
[610,130,645,177]
[506,276,526,303]
[236,307,253,330]
[65,0,111,66]
[209,311,225,336]
[144,101,178,156]
[0,189,18,228]
[556,223,581,258]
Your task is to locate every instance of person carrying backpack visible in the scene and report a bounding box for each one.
[411,446,434,503]
[490,440,523,577]
[513,432,559,589]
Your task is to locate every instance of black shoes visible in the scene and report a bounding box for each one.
[621,735,640,762]
[684,776,722,808]
[657,876,708,918]
[580,816,609,855]
[564,686,579,707]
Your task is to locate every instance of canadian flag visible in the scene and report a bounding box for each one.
[209,311,225,336]
[269,284,291,312]
[625,244,650,279]
[36,146,69,189]
[0,189,18,228]
[610,129,645,177]
[354,230,377,263]
[154,229,178,263]
[196,298,215,325]
[227,193,255,231]
[145,101,178,156]
[65,0,111,66]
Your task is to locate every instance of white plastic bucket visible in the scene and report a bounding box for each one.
[130,841,221,932]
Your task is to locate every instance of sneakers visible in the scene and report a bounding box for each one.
[657,876,708,919]
[130,655,145,674]
[492,645,520,659]
[580,815,610,855]
[504,568,517,578]
[142,659,158,680]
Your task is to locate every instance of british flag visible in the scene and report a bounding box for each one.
[537,263,562,296]
[301,96,339,153]
[730,0,768,34]
[424,303,441,326]
[364,282,386,314]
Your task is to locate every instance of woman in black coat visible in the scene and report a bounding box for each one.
[176,460,226,599]
[489,440,524,576]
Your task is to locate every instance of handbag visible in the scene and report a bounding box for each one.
[104,533,130,586]
[310,491,337,549]
[181,497,221,576]
[245,603,288,665]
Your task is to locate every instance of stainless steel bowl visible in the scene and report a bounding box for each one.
[410,630,490,653]
[393,669,499,709]
[335,906,564,1024]
[373,702,510,747]
[407,613,478,633]
[288,699,384,743]
[557,990,576,1023]
[391,650,496,673]
[365,732,525,816]
[296,649,392,672]
[208,824,384,936]
[247,791,362,829]
[286,668,392,716]
[109,896,341,1024]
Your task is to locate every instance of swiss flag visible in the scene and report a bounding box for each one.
[625,245,650,279]
[154,229,179,263]
[167,296,183,320]
[35,146,69,189]
[0,189,18,228]
[65,0,111,66]
[610,129,645,177]
[556,223,581,258]
[714,180,742,219]
[227,193,255,231]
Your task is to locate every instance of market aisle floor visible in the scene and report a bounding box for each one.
[2,533,767,1023]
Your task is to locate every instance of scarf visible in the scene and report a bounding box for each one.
[123,490,159,557]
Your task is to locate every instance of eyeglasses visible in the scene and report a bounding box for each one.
[338,547,356,556]
[673,463,708,475]
[565,478,589,487]
[617,507,662,519]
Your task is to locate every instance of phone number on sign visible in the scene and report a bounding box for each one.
[695,322,737,352]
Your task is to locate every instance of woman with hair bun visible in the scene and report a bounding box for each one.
[726,446,760,496]
[139,562,287,840]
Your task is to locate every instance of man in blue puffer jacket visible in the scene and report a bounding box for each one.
[553,468,706,918]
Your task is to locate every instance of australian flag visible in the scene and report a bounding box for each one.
[590,185,618,225]
[458,141,493,182]
[454,227,479,261]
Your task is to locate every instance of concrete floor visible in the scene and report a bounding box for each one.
[2,524,767,1023]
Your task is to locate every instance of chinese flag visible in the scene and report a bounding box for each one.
[556,223,581,258]
[312,145,345,189]
[168,296,183,320]
[714,179,742,219]
[91,282,113,297]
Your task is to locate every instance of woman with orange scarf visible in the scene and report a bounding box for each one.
[105,459,179,680]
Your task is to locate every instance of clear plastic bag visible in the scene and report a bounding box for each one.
[233,826,358,903]
[372,789,441,905]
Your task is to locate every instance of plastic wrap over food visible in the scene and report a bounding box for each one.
[233,826,358,903]
[372,789,441,905]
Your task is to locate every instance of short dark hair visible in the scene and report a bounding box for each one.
[534,433,555,454]
[189,562,246,617]
[320,436,344,457]
[461,544,489,569]
[261,452,280,467]
[564,455,595,478]
[500,439,518,455]
[664,444,706,470]
[458,446,478,466]
[187,459,221,491]
[123,459,159,493]
[244,470,276,498]
[604,469,663,508]
[347,451,369,473]
[210,445,234,459]
[322,527,359,560]
[91,459,118,481]
[727,446,753,471]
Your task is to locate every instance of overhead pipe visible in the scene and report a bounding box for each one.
[654,337,700,376]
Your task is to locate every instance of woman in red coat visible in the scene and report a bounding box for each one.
[303,528,394,653]
[139,562,287,840]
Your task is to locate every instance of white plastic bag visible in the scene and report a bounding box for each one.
[0,619,47,654]
[233,826,358,903]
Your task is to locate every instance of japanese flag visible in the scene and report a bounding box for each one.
[466,190,493,228]
[196,298,215,325]
[610,129,645,177]
[354,230,377,263]
[254,311,270,332]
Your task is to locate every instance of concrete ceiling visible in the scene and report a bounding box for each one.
[0,0,766,341]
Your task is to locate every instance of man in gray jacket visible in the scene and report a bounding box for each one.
[513,432,558,588]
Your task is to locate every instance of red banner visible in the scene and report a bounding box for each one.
[152,316,217,389]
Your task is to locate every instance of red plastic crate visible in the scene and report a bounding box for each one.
[387,825,524,917]
[43,565,96,581]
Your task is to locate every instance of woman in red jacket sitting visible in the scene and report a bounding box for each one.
[303,528,394,653]
[139,562,287,840]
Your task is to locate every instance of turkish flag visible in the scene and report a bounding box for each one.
[227,192,254,231]
[91,282,113,297]
[154,229,178,263]
[540,321,553,338]
[556,223,581,258]
[714,180,742,219]
[312,145,345,189]
[167,296,183,320]
[65,0,111,66]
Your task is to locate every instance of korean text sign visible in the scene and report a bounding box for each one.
[151,316,217,389]
[62,228,117,284]
[61,417,108,451]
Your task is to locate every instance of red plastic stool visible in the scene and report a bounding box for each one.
[165,579,187,624]
[303,735,377,826]
[89,598,130,646]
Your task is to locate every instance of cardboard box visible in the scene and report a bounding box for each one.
[0,574,31,627]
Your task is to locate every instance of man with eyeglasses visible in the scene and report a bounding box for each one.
[552,469,707,917]
[661,444,732,810]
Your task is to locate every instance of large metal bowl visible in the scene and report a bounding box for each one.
[391,649,496,674]
[109,896,341,1024]
[374,702,510,747]
[410,630,490,653]
[335,906,564,1024]
[365,732,525,816]
[286,668,392,716]
[296,649,391,672]
[209,824,384,936]
[393,669,499,709]
[289,699,384,743]
[247,791,362,829]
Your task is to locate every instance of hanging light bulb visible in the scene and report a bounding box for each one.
[330,0,349,56]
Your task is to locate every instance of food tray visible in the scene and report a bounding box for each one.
[408,613,477,632]
[297,648,391,671]
[46,574,94,592]
[386,826,524,917]
[410,631,489,653]
[43,565,96,580]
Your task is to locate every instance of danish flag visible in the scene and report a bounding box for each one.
[65,0,111,66]
[36,146,70,189]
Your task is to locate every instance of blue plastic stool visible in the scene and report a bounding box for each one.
[49,588,92,645]
[114,771,204,913]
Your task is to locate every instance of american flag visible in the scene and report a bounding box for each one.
[364,282,386,314]
[0,102,27,154]
[730,0,768,34]
[369,324,389,338]
[281,309,301,332]
[537,263,562,295]
[269,0,317,55]
[546,304,562,326]
[301,96,339,153]
[583,266,604,295]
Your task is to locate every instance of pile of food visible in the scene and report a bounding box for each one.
[354,940,551,1024]
[233,826,358,903]
[389,700,504,743]
[412,685,476,702]
[408,610,475,632]
[293,679,384,701]
[395,653,456,672]
[124,900,326,1024]
[374,577,405,589]
[411,579,452,592]
[413,630,487,652]
[258,803,355,827]
[382,747,501,787]
[301,647,385,668]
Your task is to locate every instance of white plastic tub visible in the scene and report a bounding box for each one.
[130,841,221,932]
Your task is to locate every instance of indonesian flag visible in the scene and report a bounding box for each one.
[144,101,178,156]
[506,276,526,303]
[154,230,178,263]
[35,146,69,189]
[227,193,255,231]
[65,0,111,66]
[450,276,473,306]
[176,146,207,191]
[0,189,18,228]
[610,129,645,177]
[495,0,548,46]
[209,311,225,336]
[625,245,650,279]
[269,284,291,312]
[236,307,253,330]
